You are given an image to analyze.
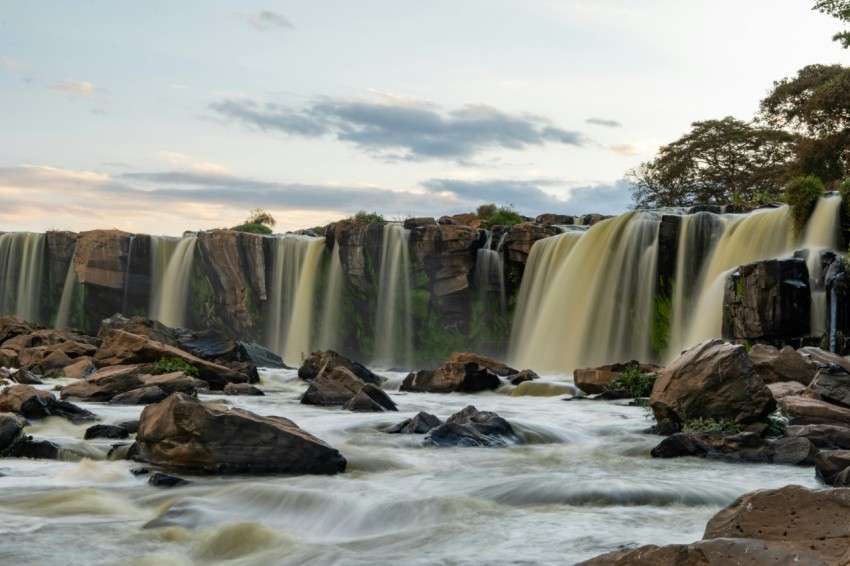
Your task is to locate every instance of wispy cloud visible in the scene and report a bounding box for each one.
[50,80,97,97]
[1,57,24,71]
[586,117,623,128]
[156,151,230,175]
[211,95,589,162]
[234,10,294,31]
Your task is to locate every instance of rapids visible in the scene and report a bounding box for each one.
[0,371,818,565]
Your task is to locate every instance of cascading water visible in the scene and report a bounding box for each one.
[148,235,179,315]
[0,232,45,322]
[121,235,135,315]
[374,224,413,369]
[476,231,508,318]
[150,235,197,328]
[668,206,794,359]
[509,212,660,374]
[800,195,842,338]
[54,255,80,329]
[266,236,326,366]
[317,241,344,352]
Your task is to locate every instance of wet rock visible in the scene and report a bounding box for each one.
[136,392,346,475]
[509,369,539,386]
[130,467,149,476]
[11,439,62,460]
[94,329,254,389]
[814,450,850,485]
[110,386,169,406]
[650,339,775,428]
[780,395,850,427]
[767,381,808,401]
[118,419,140,434]
[798,346,850,374]
[786,424,850,449]
[61,356,98,379]
[176,328,239,361]
[448,352,517,377]
[577,539,829,565]
[402,362,501,394]
[424,405,518,447]
[343,383,397,412]
[10,369,44,385]
[809,365,850,406]
[0,384,97,424]
[301,367,367,406]
[772,436,817,465]
[84,424,130,440]
[386,411,441,434]
[61,365,207,402]
[0,412,28,454]
[149,472,189,488]
[298,350,381,386]
[748,344,819,385]
[650,431,772,462]
[239,342,286,369]
[703,484,850,565]
[574,361,661,395]
[223,383,264,396]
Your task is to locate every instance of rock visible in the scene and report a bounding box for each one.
[577,539,829,565]
[650,431,772,462]
[509,369,539,386]
[343,383,397,412]
[786,424,850,449]
[502,222,560,266]
[60,364,147,401]
[118,420,140,434]
[535,213,575,225]
[223,383,264,396]
[61,356,97,379]
[136,393,346,474]
[301,367,367,406]
[574,361,661,395]
[809,365,850,406]
[0,315,38,345]
[94,329,254,389]
[176,328,239,361]
[298,350,381,386]
[424,405,518,447]
[0,348,18,368]
[84,424,130,440]
[239,342,286,369]
[403,217,437,229]
[386,411,442,434]
[780,395,850,427]
[798,346,850,374]
[772,436,817,465]
[98,314,177,345]
[73,229,132,290]
[11,439,63,460]
[767,381,808,401]
[10,369,44,385]
[748,344,819,385]
[447,352,517,377]
[401,362,501,394]
[703,485,850,565]
[650,339,776,427]
[148,472,189,488]
[0,412,28,454]
[814,450,850,485]
[722,258,810,340]
[0,384,97,424]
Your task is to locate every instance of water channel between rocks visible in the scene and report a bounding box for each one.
[0,370,818,565]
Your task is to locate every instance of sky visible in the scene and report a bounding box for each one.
[1,1,847,236]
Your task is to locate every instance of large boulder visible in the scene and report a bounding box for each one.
[342,384,397,412]
[0,412,28,454]
[135,393,346,475]
[722,258,810,340]
[0,384,97,423]
[424,405,518,447]
[780,395,850,427]
[402,362,501,393]
[73,229,131,290]
[786,424,850,449]
[650,431,815,465]
[301,367,368,406]
[94,330,253,389]
[814,450,850,485]
[447,352,517,377]
[703,485,850,565]
[809,365,850,406]
[798,346,850,374]
[650,340,776,428]
[748,344,819,385]
[298,350,381,386]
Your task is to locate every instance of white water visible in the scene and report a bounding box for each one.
[0,232,45,323]
[148,236,179,316]
[317,241,344,352]
[150,236,198,328]
[54,256,79,329]
[374,224,413,369]
[0,373,819,565]
[800,196,842,338]
[476,231,507,318]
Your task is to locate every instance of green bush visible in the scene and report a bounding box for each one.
[606,365,657,397]
[682,417,741,434]
[231,222,273,235]
[476,203,497,220]
[766,414,788,437]
[839,178,850,215]
[350,210,384,224]
[785,175,825,236]
[152,357,199,377]
[487,207,525,226]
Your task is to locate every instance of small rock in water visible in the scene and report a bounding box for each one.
[84,424,130,440]
[386,411,442,434]
[424,405,518,447]
[130,467,150,476]
[149,472,189,488]
[223,383,265,396]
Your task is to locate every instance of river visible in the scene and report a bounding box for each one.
[0,369,818,565]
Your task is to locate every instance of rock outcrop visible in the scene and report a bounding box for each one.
[135,393,346,475]
[424,405,518,447]
[0,384,97,423]
[402,361,502,393]
[298,350,381,386]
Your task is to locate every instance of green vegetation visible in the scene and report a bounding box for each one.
[476,203,498,220]
[814,0,850,48]
[476,203,526,227]
[152,357,199,378]
[839,178,850,211]
[606,365,658,398]
[766,414,788,437]
[650,289,671,356]
[786,175,826,236]
[231,208,277,235]
[349,210,384,224]
[681,417,742,434]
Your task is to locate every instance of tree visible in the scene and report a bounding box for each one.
[759,64,850,183]
[231,208,277,234]
[813,0,850,48]
[627,117,796,208]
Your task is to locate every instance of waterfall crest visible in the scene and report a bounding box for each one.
[0,232,45,323]
[374,224,413,369]
[150,235,197,328]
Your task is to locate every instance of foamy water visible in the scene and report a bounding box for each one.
[0,370,818,565]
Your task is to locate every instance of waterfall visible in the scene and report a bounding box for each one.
[148,236,179,315]
[150,235,197,328]
[122,235,135,315]
[0,232,45,322]
[800,195,842,337]
[668,206,794,359]
[317,241,344,352]
[54,256,80,329]
[374,223,413,369]
[476,231,508,319]
[509,212,660,374]
[266,236,326,366]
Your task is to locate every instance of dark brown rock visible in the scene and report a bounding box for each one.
[110,386,169,405]
[298,350,381,386]
[798,347,850,374]
[424,405,518,447]
[448,352,517,377]
[386,411,441,434]
[780,395,850,427]
[223,383,264,396]
[0,384,97,424]
[136,392,346,474]
[0,412,28,454]
[809,365,850,407]
[814,450,850,485]
[61,356,97,379]
[401,362,501,394]
[84,424,130,440]
[650,431,772,462]
[301,367,366,406]
[748,344,819,385]
[786,424,850,449]
[577,539,828,565]
[650,340,776,427]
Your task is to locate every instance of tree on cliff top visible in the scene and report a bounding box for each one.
[627,117,796,208]
[231,208,276,234]
[814,0,850,48]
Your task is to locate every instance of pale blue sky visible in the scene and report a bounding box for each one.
[0,1,845,235]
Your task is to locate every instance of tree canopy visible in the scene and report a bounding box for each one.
[813,0,850,48]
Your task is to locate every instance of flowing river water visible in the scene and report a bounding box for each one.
[0,370,819,565]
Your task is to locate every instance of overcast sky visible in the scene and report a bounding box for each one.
[1,1,845,235]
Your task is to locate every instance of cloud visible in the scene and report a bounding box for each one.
[211,95,588,162]
[156,151,230,175]
[585,117,623,128]
[610,142,641,156]
[2,57,24,71]
[234,10,294,31]
[50,80,97,97]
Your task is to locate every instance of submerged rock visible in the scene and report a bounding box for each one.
[148,472,189,488]
[424,405,518,447]
[136,393,346,475]
[84,424,130,440]
[386,411,442,434]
